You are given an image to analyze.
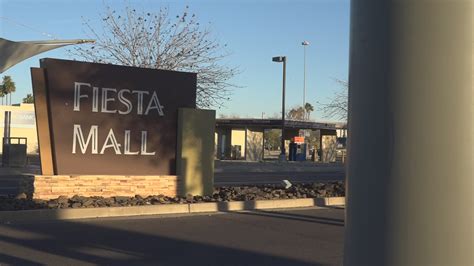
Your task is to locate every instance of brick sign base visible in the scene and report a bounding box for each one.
[27,175,180,200]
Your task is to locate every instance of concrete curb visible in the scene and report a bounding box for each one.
[0,197,345,222]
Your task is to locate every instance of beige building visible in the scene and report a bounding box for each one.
[0,103,38,154]
[215,127,264,161]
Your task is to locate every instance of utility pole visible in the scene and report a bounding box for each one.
[302,41,309,113]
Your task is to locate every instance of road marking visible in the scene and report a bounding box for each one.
[282,179,292,189]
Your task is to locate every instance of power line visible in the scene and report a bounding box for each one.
[0,16,58,39]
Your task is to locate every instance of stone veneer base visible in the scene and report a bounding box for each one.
[27,175,180,200]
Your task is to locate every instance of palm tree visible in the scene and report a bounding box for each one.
[0,87,4,105]
[22,94,34,104]
[304,102,314,120]
[1,76,16,105]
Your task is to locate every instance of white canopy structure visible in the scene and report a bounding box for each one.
[0,38,94,73]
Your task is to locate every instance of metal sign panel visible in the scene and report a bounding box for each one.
[294,136,305,144]
[35,58,196,175]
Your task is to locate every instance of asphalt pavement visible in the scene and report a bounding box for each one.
[0,207,345,265]
[214,171,344,185]
[0,160,345,195]
[214,160,345,185]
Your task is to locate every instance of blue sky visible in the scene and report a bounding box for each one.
[0,0,350,121]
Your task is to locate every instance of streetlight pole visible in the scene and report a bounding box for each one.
[302,41,309,112]
[272,56,287,160]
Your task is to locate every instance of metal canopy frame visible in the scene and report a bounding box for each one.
[0,38,94,73]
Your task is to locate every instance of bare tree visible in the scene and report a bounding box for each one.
[286,106,305,120]
[70,5,238,109]
[318,78,348,121]
[218,113,242,119]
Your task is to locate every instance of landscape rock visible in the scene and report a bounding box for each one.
[82,199,94,207]
[186,194,194,203]
[47,200,59,209]
[0,181,345,211]
[57,196,69,205]
[15,193,28,200]
[114,196,130,204]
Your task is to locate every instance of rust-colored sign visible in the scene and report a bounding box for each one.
[293,136,305,143]
[32,58,196,175]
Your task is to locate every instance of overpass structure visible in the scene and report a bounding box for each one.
[215,118,347,161]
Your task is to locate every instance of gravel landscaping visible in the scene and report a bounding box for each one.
[0,181,344,211]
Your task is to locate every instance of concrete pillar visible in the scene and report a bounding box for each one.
[321,135,337,163]
[345,1,473,265]
[176,108,215,196]
[246,128,264,161]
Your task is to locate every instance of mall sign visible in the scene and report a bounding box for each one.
[31,58,196,175]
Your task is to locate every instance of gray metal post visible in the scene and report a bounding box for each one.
[302,40,309,119]
[344,1,473,265]
[3,111,11,142]
[273,56,287,160]
[281,57,286,158]
[303,44,306,108]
